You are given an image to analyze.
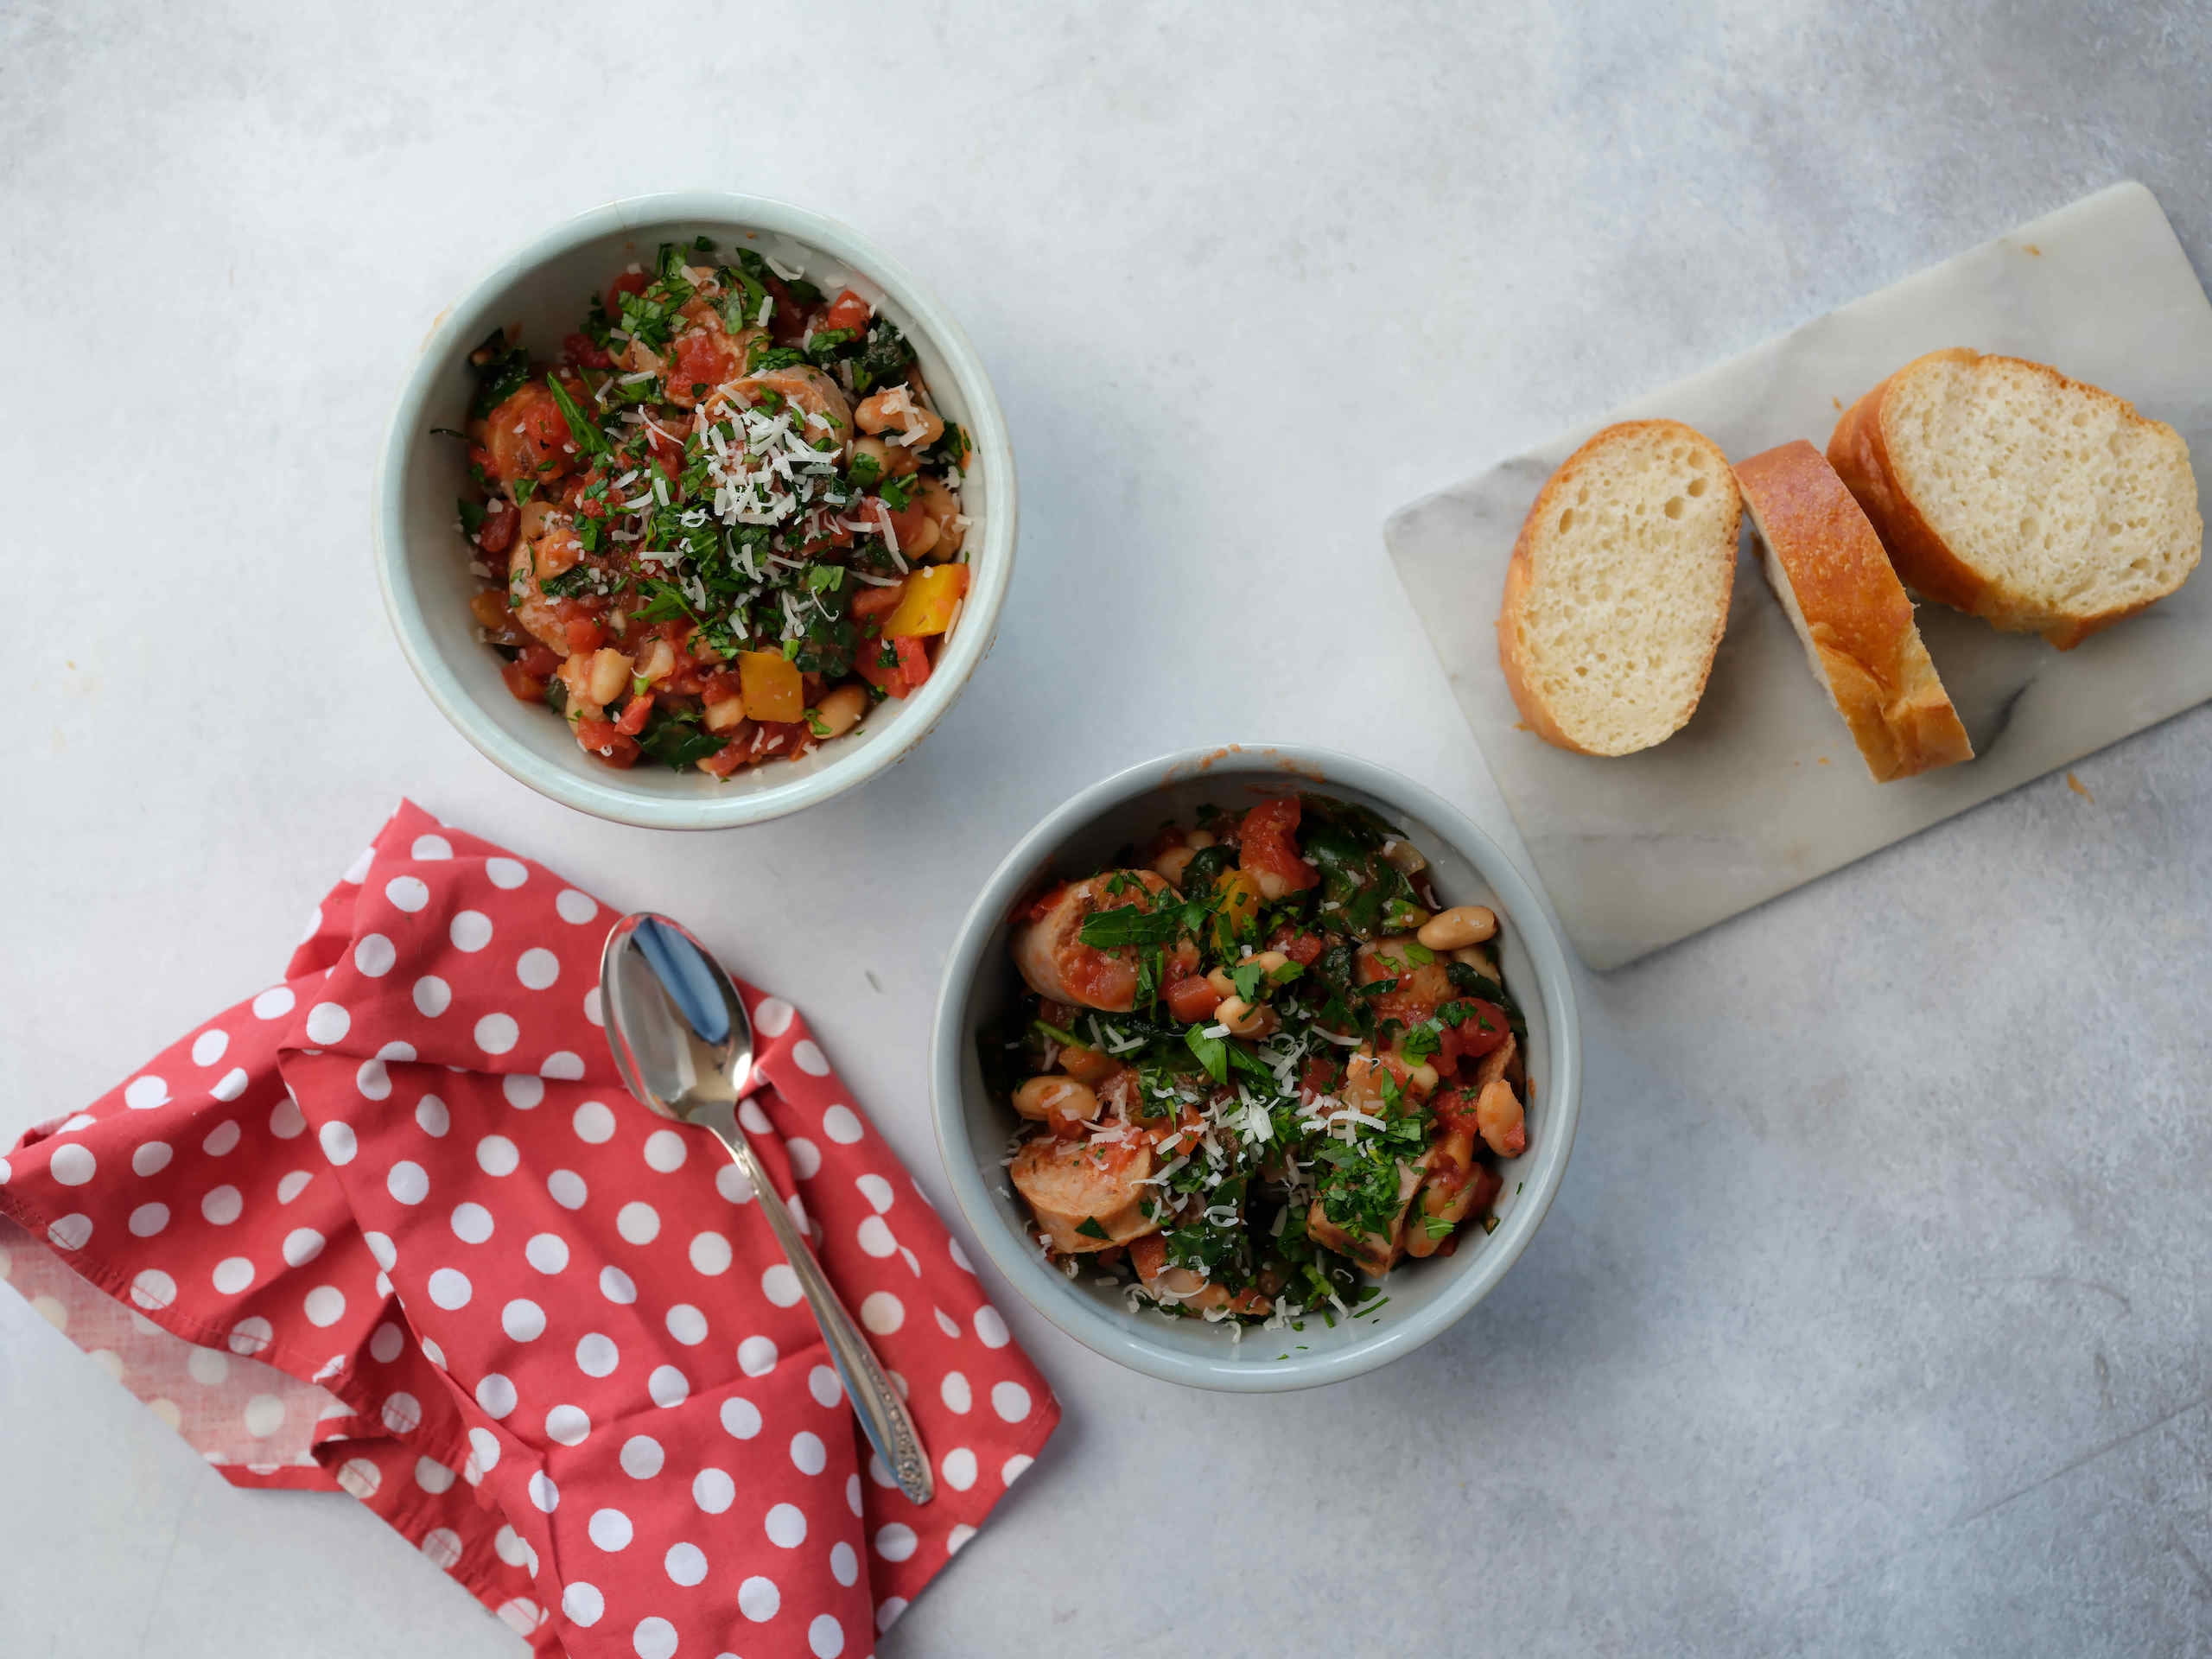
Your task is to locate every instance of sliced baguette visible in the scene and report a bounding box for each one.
[1826,347,2202,649]
[1497,420,1742,755]
[1736,441,1973,781]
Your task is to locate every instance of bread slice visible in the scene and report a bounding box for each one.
[1497,420,1743,755]
[1736,441,1973,781]
[1826,348,2202,648]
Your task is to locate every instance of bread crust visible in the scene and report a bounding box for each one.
[1496,420,1739,756]
[1826,347,2196,649]
[1736,441,1972,781]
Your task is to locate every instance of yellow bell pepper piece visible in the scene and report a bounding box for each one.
[1211,868,1263,950]
[878,563,969,639]
[738,650,804,724]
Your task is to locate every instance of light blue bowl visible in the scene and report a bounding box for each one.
[373,192,1016,830]
[931,745,1583,1391]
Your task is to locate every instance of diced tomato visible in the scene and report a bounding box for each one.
[483,382,576,484]
[475,500,518,556]
[851,582,906,620]
[1299,1056,1341,1102]
[765,276,805,344]
[499,660,547,703]
[563,617,607,655]
[893,636,932,695]
[573,718,639,768]
[747,721,817,764]
[698,738,751,778]
[518,644,563,677]
[820,289,873,334]
[866,493,931,551]
[563,332,613,369]
[1268,925,1326,966]
[1239,798,1320,893]
[607,270,649,311]
[1165,976,1221,1024]
[1432,1086,1482,1140]
[1020,882,1071,925]
[615,694,653,735]
[1442,999,1512,1065]
[671,331,726,395]
[853,628,931,700]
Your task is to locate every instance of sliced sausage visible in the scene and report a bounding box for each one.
[1009,1134,1158,1254]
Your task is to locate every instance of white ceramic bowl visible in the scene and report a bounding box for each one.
[374,193,1015,829]
[931,745,1583,1391]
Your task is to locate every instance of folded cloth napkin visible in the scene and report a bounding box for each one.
[0,801,1058,1657]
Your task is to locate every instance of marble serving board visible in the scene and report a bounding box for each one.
[1386,181,2212,971]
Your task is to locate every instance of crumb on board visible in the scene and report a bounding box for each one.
[1818,756,1831,766]
[2067,771,2093,801]
[2024,243,2043,255]
[1831,395,1843,410]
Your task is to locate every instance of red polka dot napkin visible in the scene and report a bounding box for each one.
[0,801,1058,1658]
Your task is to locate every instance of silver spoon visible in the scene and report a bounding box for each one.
[598,912,933,1506]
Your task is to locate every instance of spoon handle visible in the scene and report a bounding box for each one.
[712,1124,935,1506]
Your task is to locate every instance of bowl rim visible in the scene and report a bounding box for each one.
[372,190,1017,830]
[929,743,1584,1391]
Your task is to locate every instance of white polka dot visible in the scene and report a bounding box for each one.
[335,1456,381,1497]
[415,1455,457,1495]
[808,1365,843,1409]
[354,1058,391,1101]
[752,1502,804,1549]
[941,1446,978,1491]
[252,987,296,1020]
[855,1216,901,1259]
[268,1096,305,1139]
[362,1231,397,1271]
[498,1598,543,1637]
[785,1137,821,1179]
[502,1299,546,1341]
[821,1103,863,1144]
[812,1541,853,1593]
[474,1013,518,1054]
[559,1580,604,1628]
[809,1612,846,1658]
[212,1257,254,1294]
[303,1286,346,1327]
[428,1268,472,1309]
[128,1203,169,1237]
[465,1427,499,1476]
[790,1430,826,1475]
[486,855,528,889]
[565,1103,616,1147]
[617,1202,660,1244]
[642,1129,688,1173]
[412,976,451,1017]
[860,1293,904,1334]
[687,1232,732,1276]
[540,1050,585,1081]
[130,1141,174,1177]
[387,1161,429,1205]
[600,1265,635,1304]
[319,1121,357,1165]
[210,1067,249,1103]
[588,1507,632,1550]
[546,1404,591,1446]
[993,1379,1034,1422]
[404,1093,445,1137]
[44,1213,88,1251]
[664,1541,709,1586]
[874,1523,917,1561]
[476,1374,517,1419]
[119,1074,168,1111]
[948,1522,976,1554]
[242,1395,285,1437]
[407,833,452,861]
[949,1236,975,1272]
[229,1316,273,1357]
[370,1323,404,1363]
[932,1306,960,1338]
[503,1073,544,1109]
[556,889,598,925]
[739,1101,772,1137]
[583,986,604,1027]
[43,1143,95,1187]
[445,1203,490,1246]
[748,1268,801,1315]
[198,1184,242,1225]
[304,1002,351,1045]
[877,1597,909,1634]
[572,1331,618,1376]
[664,1304,707,1345]
[202,1120,241,1157]
[693,1467,736,1514]
[791,1039,830,1077]
[749,995,794,1037]
[974,1306,1010,1348]
[381,1390,424,1435]
[631,1619,677,1659]
[385,875,429,912]
[738,1576,780,1622]
[515,948,560,990]
[717,1163,756,1205]
[939,1370,973,1414]
[188,1346,230,1386]
[448,910,493,953]
[739,1335,779,1376]
[855,1177,895,1217]
[525,1233,569,1273]
[527,1470,558,1513]
[191,1028,231,1066]
[548,1168,588,1210]
[1001,1452,1035,1487]
[474,1135,519,1177]
[128,1269,175,1311]
[352,933,397,980]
